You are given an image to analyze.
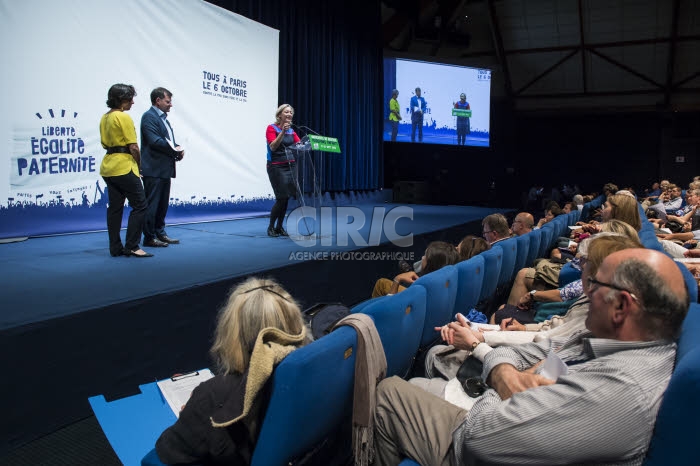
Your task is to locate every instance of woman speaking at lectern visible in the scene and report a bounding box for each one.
[265,104,300,237]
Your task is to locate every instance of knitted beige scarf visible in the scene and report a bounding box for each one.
[333,313,387,466]
[210,327,306,428]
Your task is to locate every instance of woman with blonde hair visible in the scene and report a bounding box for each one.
[266,104,301,237]
[582,193,642,233]
[599,218,642,239]
[154,277,309,465]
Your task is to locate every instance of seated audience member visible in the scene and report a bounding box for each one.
[155,278,309,465]
[657,190,700,256]
[662,184,683,214]
[572,194,584,211]
[417,234,643,395]
[371,241,459,298]
[579,193,642,234]
[649,187,697,230]
[602,182,619,198]
[510,212,534,236]
[481,213,510,245]
[373,248,688,466]
[456,235,489,262]
[493,225,641,325]
[561,202,576,214]
[551,217,639,261]
[645,181,662,198]
[509,211,643,305]
[535,202,562,229]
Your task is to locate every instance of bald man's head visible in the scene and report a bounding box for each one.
[512,212,534,236]
[595,248,688,340]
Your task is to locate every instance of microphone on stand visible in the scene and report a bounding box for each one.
[289,123,311,149]
[291,123,321,136]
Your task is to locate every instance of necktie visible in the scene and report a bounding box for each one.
[162,114,175,144]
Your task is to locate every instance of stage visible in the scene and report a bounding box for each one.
[0,202,510,454]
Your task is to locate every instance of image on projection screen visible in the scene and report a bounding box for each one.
[383,58,491,147]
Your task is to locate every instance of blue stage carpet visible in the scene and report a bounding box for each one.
[0,203,510,454]
[1,204,503,330]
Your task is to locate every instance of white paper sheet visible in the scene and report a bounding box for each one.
[157,368,214,417]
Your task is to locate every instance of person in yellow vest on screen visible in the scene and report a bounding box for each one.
[389,89,401,141]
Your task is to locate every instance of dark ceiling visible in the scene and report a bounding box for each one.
[381,0,700,112]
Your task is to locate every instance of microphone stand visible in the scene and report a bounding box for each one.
[290,123,322,212]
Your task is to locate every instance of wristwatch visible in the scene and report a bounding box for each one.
[471,341,480,350]
[529,289,537,300]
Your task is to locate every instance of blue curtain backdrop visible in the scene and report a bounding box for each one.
[209,0,384,192]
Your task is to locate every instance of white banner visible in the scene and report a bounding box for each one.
[0,0,278,226]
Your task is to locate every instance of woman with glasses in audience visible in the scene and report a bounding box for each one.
[150,278,309,465]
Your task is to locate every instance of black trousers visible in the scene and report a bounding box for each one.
[411,115,423,142]
[103,172,147,255]
[142,176,172,241]
[391,121,399,141]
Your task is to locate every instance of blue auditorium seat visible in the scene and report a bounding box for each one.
[538,225,555,258]
[478,245,502,302]
[496,237,518,286]
[637,207,697,303]
[526,229,542,266]
[580,194,605,222]
[454,255,485,314]
[644,303,700,465]
[568,209,581,224]
[398,459,420,466]
[513,234,529,274]
[352,285,427,378]
[251,325,358,465]
[678,264,698,304]
[412,265,458,348]
[350,296,378,315]
[551,216,568,239]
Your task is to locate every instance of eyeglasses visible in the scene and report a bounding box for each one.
[586,276,638,302]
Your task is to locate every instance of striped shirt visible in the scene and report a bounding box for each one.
[453,331,676,465]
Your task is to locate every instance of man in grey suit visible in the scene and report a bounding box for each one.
[141,87,184,247]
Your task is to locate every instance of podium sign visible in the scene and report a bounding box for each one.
[451,109,472,117]
[307,135,341,153]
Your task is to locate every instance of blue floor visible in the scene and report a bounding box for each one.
[1,204,503,330]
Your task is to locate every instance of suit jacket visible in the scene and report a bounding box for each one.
[140,107,181,179]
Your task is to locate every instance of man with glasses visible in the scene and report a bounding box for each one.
[511,212,534,236]
[373,248,688,466]
[481,213,510,245]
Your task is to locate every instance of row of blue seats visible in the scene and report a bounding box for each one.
[128,202,698,465]
[249,203,698,466]
[237,209,588,465]
[133,209,584,465]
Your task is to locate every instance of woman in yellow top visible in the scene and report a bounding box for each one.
[99,84,151,257]
[388,89,401,141]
